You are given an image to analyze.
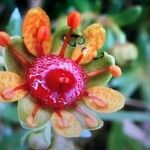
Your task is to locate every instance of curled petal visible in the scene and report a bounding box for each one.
[18,94,51,129]
[51,111,81,137]
[0,71,27,102]
[22,7,51,56]
[83,86,125,113]
[72,23,106,64]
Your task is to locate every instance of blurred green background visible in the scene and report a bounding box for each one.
[0,0,150,149]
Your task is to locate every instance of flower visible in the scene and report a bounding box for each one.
[0,8,125,137]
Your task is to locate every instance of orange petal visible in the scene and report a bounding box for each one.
[83,86,125,113]
[0,71,27,102]
[22,7,51,56]
[51,111,82,137]
[72,23,106,64]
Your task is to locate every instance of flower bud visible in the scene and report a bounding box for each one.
[67,11,81,29]
[0,32,11,47]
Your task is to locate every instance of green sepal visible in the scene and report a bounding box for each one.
[4,36,34,77]
[51,26,82,57]
[110,6,142,27]
[18,94,52,129]
[27,124,51,149]
[83,52,115,87]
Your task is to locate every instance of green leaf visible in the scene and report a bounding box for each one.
[98,111,150,122]
[18,94,51,129]
[110,68,140,96]
[0,129,26,149]
[107,123,144,150]
[83,52,115,87]
[0,104,18,123]
[51,26,82,57]
[4,36,34,77]
[67,0,92,12]
[7,8,22,36]
[110,6,142,26]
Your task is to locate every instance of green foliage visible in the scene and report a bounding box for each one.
[107,123,144,150]
[110,6,142,26]
[7,8,22,36]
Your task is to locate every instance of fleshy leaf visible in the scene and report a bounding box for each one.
[27,124,51,149]
[72,23,106,64]
[83,86,125,113]
[84,52,115,87]
[51,26,82,57]
[4,36,33,77]
[7,8,22,36]
[110,6,142,27]
[18,94,51,129]
[51,111,82,137]
[0,71,27,102]
[22,7,51,56]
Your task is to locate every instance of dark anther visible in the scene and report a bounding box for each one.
[61,34,85,47]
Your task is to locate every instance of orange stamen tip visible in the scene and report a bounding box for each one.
[1,88,15,100]
[93,99,107,108]
[57,117,68,128]
[109,65,122,78]
[67,11,81,29]
[0,32,11,47]
[37,26,50,42]
[26,116,36,128]
[85,116,98,128]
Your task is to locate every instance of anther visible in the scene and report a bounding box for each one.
[108,65,122,78]
[0,32,11,47]
[67,11,81,29]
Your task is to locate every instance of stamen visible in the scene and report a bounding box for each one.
[7,44,31,68]
[0,32,11,47]
[75,106,98,128]
[59,28,73,57]
[1,83,27,100]
[55,111,69,128]
[108,65,122,77]
[59,11,81,57]
[26,104,40,128]
[36,26,50,56]
[84,91,107,108]
[75,47,88,64]
[86,68,107,79]
[0,32,31,68]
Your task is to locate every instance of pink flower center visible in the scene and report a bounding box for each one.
[26,55,87,110]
